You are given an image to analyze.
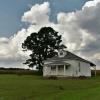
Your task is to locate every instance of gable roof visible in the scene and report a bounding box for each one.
[45,51,96,66]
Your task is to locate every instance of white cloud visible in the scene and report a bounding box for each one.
[83,0,100,8]
[22,2,50,25]
[0,2,51,68]
[0,0,100,69]
[0,37,9,43]
[56,12,83,51]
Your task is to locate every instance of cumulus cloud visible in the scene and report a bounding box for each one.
[0,31,28,68]
[65,0,100,68]
[22,2,50,25]
[0,0,100,69]
[0,2,51,68]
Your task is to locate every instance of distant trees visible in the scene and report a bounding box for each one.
[22,27,66,74]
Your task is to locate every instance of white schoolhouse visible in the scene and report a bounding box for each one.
[43,50,96,77]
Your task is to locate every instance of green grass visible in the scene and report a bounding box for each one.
[0,75,100,100]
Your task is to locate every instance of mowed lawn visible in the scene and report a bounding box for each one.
[0,75,100,100]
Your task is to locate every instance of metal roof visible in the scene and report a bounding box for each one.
[45,61,70,65]
[45,51,96,66]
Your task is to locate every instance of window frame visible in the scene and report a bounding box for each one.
[79,62,81,72]
[58,65,64,70]
[51,65,56,71]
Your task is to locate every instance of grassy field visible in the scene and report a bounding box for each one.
[0,75,100,100]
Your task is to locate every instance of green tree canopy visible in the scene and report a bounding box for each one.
[22,27,66,73]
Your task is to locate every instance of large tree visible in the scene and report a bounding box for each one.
[22,27,66,73]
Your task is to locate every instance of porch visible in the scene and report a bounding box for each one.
[48,62,71,76]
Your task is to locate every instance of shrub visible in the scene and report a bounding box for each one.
[48,76,58,80]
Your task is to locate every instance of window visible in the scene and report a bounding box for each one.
[65,65,70,70]
[79,62,81,72]
[60,52,63,56]
[58,50,66,57]
[58,65,64,70]
[51,66,56,70]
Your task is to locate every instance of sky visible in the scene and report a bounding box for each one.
[0,0,100,69]
[0,0,87,37]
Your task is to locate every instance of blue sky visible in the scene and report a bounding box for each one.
[0,0,87,37]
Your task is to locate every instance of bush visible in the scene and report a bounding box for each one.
[48,76,58,80]
[78,76,87,79]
